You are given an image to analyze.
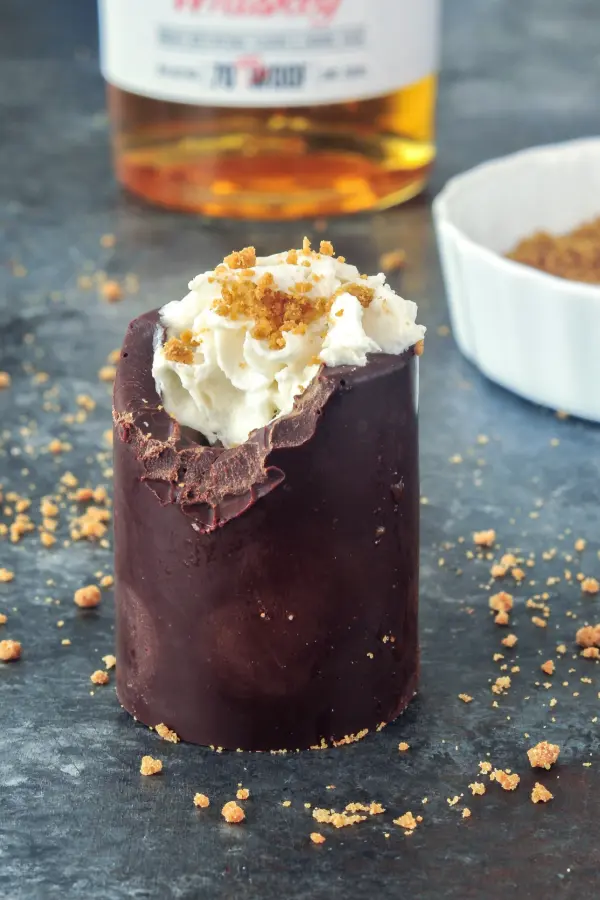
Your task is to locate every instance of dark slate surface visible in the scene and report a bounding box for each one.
[2,1,600,897]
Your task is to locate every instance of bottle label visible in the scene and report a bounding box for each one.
[99,0,439,108]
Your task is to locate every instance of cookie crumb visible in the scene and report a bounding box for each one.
[0,372,11,389]
[491,770,520,791]
[501,634,518,648]
[531,616,547,628]
[101,280,123,303]
[479,761,492,775]
[221,801,245,824]
[0,568,14,583]
[0,639,21,661]
[193,793,210,808]
[393,811,418,832]
[574,538,586,552]
[527,741,560,769]
[462,808,471,819]
[474,529,496,547]
[582,647,600,659]
[379,249,406,272]
[576,624,600,648]
[582,577,600,595]
[155,723,180,743]
[531,782,553,804]
[541,660,555,676]
[458,693,473,703]
[140,756,162,776]
[0,614,6,625]
[102,654,116,669]
[490,591,513,613]
[398,742,410,751]
[310,832,326,844]
[236,788,250,801]
[469,782,486,796]
[74,585,101,608]
[90,669,109,685]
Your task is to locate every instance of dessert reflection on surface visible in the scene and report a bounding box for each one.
[113,241,424,751]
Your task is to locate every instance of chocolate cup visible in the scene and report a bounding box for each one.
[113,310,420,751]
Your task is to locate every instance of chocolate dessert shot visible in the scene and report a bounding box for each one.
[113,239,425,752]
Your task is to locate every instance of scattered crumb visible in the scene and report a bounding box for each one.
[393,811,418,832]
[479,761,493,775]
[313,808,367,828]
[556,643,567,655]
[100,233,116,248]
[492,676,511,695]
[379,249,406,272]
[236,788,250,801]
[282,800,292,807]
[458,693,473,703]
[155,723,180,743]
[310,832,326,845]
[582,647,600,659]
[0,639,21,661]
[531,616,547,628]
[491,770,520,791]
[221,801,245,824]
[98,365,117,383]
[531,783,553,804]
[74,585,101,608]
[101,280,123,303]
[527,741,560,769]
[102,654,116,669]
[0,614,6,625]
[0,372,11,389]
[474,529,496,547]
[494,611,510,626]
[398,742,410,751]
[576,624,600,648]
[90,669,109,685]
[447,796,460,807]
[140,756,163,776]
[0,568,14,583]
[193,793,210,808]
[40,532,56,548]
[100,574,114,588]
[582,577,600,595]
[489,591,513,613]
[469,782,486,796]
[462,808,471,819]
[502,634,518,648]
[61,639,71,646]
[541,660,555,676]
[574,538,587,552]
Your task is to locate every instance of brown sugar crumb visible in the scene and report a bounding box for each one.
[140,756,163,776]
[163,337,194,365]
[224,246,256,269]
[0,614,6,625]
[48,438,69,454]
[236,788,250,801]
[474,529,496,547]
[490,591,513,613]
[506,217,600,284]
[527,741,560,770]
[502,634,518,648]
[90,669,109,685]
[0,639,21,662]
[531,616,547,628]
[98,365,117,383]
[331,728,369,747]
[469,782,486,796]
[60,472,78,488]
[100,574,114,588]
[491,770,520,791]
[491,564,507,578]
[582,647,600,659]
[310,832,326,845]
[531,782,554,804]
[0,568,14,583]
[70,505,110,542]
[462,808,472,819]
[479,761,493,775]
[491,676,511,695]
[576,624,600,648]
[393,811,419,832]
[193,793,210,808]
[582,577,600,595]
[74,585,101,609]
[221,801,245,824]
[379,249,406,273]
[40,498,59,517]
[0,372,11,389]
[286,249,298,264]
[398,741,410,751]
[101,280,123,303]
[511,567,526,582]
[312,808,367,828]
[458,693,473,703]
[541,660,555,676]
[574,538,587,552]
[102,654,116,669]
[155,723,180,744]
[40,532,56,548]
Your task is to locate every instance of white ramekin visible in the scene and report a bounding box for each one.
[433,138,600,421]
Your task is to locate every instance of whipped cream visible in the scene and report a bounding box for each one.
[153,243,425,448]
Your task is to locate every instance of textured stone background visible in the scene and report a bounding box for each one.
[1,1,600,897]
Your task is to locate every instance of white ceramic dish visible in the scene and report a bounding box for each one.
[433,137,600,421]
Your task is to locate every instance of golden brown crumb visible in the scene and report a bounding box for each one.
[527,741,560,769]
[343,802,384,815]
[469,782,486,796]
[193,793,210,808]
[90,669,109,685]
[163,337,194,365]
[576,624,600,648]
[490,591,513,613]
[76,393,96,411]
[531,616,547,628]
[101,280,123,303]
[582,647,600,659]
[398,742,410,751]
[331,728,369,747]
[491,564,507,578]
[574,538,587,552]
[0,639,21,661]
[221,801,245,824]
[310,832,326,844]
[479,761,493,775]
[474,529,496,547]
[501,634,518,648]
[74,585,101,609]
[236,788,250,800]
[155,723,180,743]
[556,643,567,654]
[70,505,110,542]
[531,782,554,803]
[393,811,418,831]
[224,247,256,269]
[140,756,162,776]
[541,660,555,676]
[60,472,78,488]
[581,577,600,595]
[98,365,117,383]
[281,800,292,807]
[0,568,14,583]
[0,614,6,625]
[100,574,114,588]
[491,770,520,791]
[61,638,71,646]
[40,532,56,548]
[0,372,11,389]
[414,339,425,357]
[462,808,472,819]
[494,610,509,626]
[312,808,367,828]
[506,217,600,284]
[511,567,526,582]
[40,498,59,517]
[458,693,473,703]
[447,796,460,807]
[379,249,406,273]
[319,240,334,256]
[48,438,67,454]
[491,676,511,695]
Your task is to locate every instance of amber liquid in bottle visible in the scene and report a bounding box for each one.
[107,73,436,220]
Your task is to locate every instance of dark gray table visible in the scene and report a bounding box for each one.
[2,2,600,897]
